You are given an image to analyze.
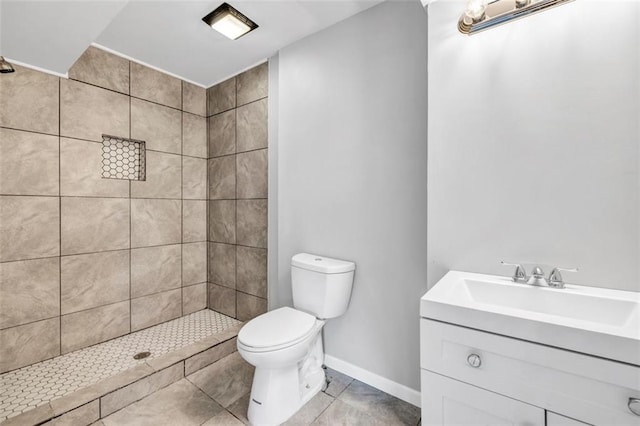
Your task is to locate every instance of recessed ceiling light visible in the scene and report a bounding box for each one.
[202,3,258,40]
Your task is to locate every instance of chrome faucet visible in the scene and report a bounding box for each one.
[548,267,578,289]
[501,262,578,288]
[527,266,548,286]
[500,261,527,283]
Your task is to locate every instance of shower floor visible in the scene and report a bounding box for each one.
[0,309,241,423]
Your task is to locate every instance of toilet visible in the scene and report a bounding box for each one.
[237,253,356,425]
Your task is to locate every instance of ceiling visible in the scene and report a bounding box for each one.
[1,0,385,87]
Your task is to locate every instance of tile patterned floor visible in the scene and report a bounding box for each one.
[0,310,241,422]
[100,352,422,426]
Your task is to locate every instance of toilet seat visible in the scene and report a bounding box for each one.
[238,307,319,352]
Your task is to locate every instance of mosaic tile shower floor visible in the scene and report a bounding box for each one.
[0,310,241,422]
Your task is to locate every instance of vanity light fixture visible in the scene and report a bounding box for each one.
[459,0,574,35]
[202,2,258,40]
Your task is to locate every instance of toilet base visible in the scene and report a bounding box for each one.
[247,335,325,425]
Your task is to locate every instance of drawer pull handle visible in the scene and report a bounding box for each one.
[629,398,640,416]
[467,353,482,368]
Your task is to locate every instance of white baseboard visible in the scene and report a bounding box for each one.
[324,354,421,408]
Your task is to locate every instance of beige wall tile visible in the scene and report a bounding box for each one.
[236,199,267,248]
[69,46,129,94]
[208,110,235,158]
[182,156,207,199]
[183,113,207,158]
[237,62,268,106]
[130,63,182,109]
[43,400,100,426]
[60,138,129,197]
[60,79,129,142]
[236,246,267,299]
[131,150,181,199]
[0,128,59,196]
[0,65,59,134]
[208,200,235,244]
[208,243,235,288]
[131,244,181,298]
[131,199,181,247]
[208,156,236,200]
[131,98,181,154]
[236,292,267,322]
[0,318,60,373]
[207,77,236,116]
[61,250,129,314]
[185,337,237,376]
[0,196,59,262]
[131,288,181,331]
[183,242,207,286]
[61,197,129,255]
[236,149,268,199]
[0,258,59,329]
[61,301,130,354]
[207,283,236,318]
[183,283,207,315]
[183,200,206,243]
[183,82,206,117]
[101,362,183,417]
[236,98,267,152]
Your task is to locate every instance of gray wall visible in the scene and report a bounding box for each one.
[271,1,428,391]
[427,0,639,291]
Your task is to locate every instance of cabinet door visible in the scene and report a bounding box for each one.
[421,370,544,426]
[546,412,590,426]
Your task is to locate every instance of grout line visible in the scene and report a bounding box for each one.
[58,76,62,356]
[0,194,208,201]
[205,95,267,119]
[233,77,239,320]
[129,59,133,334]
[181,80,184,317]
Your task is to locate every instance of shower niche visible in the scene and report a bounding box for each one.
[101,134,146,181]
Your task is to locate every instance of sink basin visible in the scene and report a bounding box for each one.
[421,271,640,366]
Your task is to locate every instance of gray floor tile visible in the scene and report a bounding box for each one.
[186,352,254,408]
[225,392,250,425]
[337,380,421,425]
[312,399,386,426]
[202,410,245,426]
[102,380,223,426]
[324,367,354,398]
[284,391,334,426]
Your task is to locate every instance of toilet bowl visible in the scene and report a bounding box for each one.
[237,253,355,426]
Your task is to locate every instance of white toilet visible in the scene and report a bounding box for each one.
[237,253,356,425]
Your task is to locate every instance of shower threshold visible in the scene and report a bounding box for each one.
[0,309,242,425]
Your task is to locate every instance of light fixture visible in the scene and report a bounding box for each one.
[202,3,258,40]
[458,0,574,35]
[0,56,15,74]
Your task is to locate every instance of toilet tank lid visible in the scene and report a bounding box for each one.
[291,253,355,274]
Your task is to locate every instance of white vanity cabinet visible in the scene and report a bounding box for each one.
[420,319,640,426]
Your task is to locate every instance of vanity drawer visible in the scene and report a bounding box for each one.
[420,319,640,426]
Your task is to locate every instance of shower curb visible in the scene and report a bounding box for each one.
[0,323,242,426]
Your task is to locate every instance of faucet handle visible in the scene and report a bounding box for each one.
[501,261,527,282]
[548,267,578,288]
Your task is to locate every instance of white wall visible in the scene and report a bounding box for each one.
[271,0,428,393]
[428,0,639,291]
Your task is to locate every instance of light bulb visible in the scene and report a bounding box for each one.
[465,0,488,21]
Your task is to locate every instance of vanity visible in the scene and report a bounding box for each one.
[420,270,640,425]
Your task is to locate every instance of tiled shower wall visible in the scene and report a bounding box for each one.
[207,63,268,321]
[0,47,208,373]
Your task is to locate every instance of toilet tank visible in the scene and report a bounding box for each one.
[291,253,356,319]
